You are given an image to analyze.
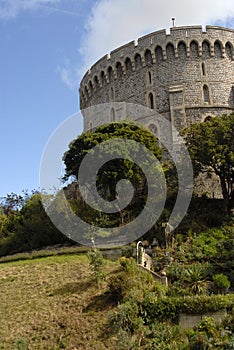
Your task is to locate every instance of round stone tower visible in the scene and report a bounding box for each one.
[79,25,234,134]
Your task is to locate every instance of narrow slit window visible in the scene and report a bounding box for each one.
[110,87,115,101]
[111,108,115,122]
[202,62,206,76]
[148,71,152,84]
[148,93,154,109]
[89,121,93,131]
[203,85,210,103]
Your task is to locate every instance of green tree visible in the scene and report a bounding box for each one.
[1,192,25,215]
[182,114,234,214]
[63,121,163,228]
[0,192,69,256]
[63,121,162,184]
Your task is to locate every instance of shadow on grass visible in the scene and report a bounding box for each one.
[84,291,117,313]
[52,279,93,296]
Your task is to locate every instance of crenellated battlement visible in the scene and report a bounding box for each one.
[79,25,234,107]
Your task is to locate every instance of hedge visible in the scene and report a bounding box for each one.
[142,294,234,323]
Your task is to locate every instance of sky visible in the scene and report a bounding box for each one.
[0,0,234,198]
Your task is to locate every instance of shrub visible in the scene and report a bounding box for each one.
[108,299,142,334]
[189,334,209,350]
[88,248,106,284]
[141,294,234,324]
[213,273,230,292]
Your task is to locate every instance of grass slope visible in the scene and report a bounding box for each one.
[0,254,117,350]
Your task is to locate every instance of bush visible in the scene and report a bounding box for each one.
[187,315,234,349]
[88,248,106,284]
[108,299,142,334]
[141,294,234,324]
[213,273,230,292]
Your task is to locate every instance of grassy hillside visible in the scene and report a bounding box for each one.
[0,254,118,350]
[0,247,233,349]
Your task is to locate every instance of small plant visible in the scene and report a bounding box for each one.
[184,264,209,295]
[194,317,216,337]
[14,338,28,350]
[88,248,106,284]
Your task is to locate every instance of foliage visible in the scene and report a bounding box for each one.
[107,258,234,349]
[108,257,167,302]
[192,228,227,259]
[0,192,69,256]
[62,121,163,230]
[88,248,106,284]
[1,192,27,215]
[63,121,162,182]
[169,226,234,281]
[182,113,234,214]
[183,264,209,295]
[213,274,231,292]
[1,248,233,349]
[108,299,143,334]
[186,315,234,349]
[142,295,234,324]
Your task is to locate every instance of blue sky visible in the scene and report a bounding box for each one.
[0,0,234,198]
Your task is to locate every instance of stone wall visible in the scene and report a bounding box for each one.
[79,25,234,135]
[179,309,227,329]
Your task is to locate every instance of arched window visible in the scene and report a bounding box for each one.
[203,85,210,103]
[134,53,142,70]
[225,42,233,59]
[204,116,212,122]
[85,86,89,99]
[116,62,123,78]
[155,46,163,62]
[145,49,153,65]
[108,66,114,82]
[111,108,115,122]
[202,40,211,59]
[94,76,99,89]
[148,93,154,109]
[89,81,94,95]
[214,41,222,59]
[190,40,199,59]
[101,71,106,86]
[178,41,187,59]
[125,57,132,73]
[166,43,175,60]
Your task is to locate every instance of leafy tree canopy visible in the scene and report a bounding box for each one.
[63,121,162,183]
[62,121,163,230]
[182,113,234,214]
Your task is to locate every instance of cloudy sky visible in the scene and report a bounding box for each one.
[0,0,234,197]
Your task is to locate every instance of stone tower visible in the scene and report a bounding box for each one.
[79,25,234,140]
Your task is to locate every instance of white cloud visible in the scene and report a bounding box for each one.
[0,0,61,19]
[57,59,80,91]
[79,0,234,74]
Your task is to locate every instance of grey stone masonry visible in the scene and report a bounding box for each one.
[79,25,234,133]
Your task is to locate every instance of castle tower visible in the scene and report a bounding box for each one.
[79,25,234,138]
